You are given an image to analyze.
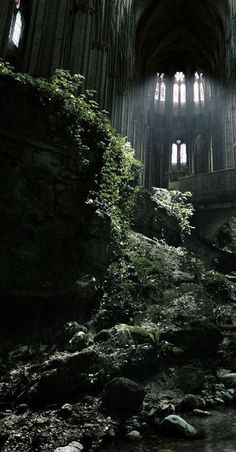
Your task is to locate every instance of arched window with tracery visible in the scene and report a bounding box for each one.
[155,73,166,103]
[171,140,188,171]
[9,0,24,49]
[173,72,186,106]
[194,72,205,104]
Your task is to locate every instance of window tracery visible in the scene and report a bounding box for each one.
[194,72,205,103]
[173,72,186,105]
[171,140,187,170]
[155,73,166,102]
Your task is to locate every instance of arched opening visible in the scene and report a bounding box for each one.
[135,0,230,188]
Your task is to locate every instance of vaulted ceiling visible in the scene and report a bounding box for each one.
[135,0,231,77]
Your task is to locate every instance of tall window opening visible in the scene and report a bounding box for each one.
[173,72,186,105]
[194,72,205,104]
[9,0,24,49]
[171,140,187,170]
[155,73,166,102]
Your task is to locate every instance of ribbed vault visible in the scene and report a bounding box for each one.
[135,0,231,77]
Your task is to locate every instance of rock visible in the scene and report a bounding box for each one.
[220,373,236,387]
[162,319,222,358]
[172,270,195,283]
[16,404,29,414]
[181,394,206,411]
[59,322,86,345]
[126,430,141,440]
[59,403,74,418]
[103,378,146,414]
[133,188,184,246]
[54,441,83,452]
[93,329,112,343]
[221,391,233,403]
[65,331,90,352]
[192,409,212,417]
[161,415,198,438]
[214,397,225,405]
[71,274,98,300]
[149,404,175,423]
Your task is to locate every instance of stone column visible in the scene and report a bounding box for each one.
[68,0,95,80]
[89,41,109,107]
[24,0,72,76]
[0,0,14,57]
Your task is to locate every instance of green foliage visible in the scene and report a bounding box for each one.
[99,137,142,246]
[202,270,232,298]
[169,190,194,238]
[217,216,236,253]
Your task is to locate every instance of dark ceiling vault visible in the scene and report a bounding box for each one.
[135,0,231,78]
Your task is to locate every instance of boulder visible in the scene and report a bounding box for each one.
[220,373,236,388]
[161,319,222,357]
[161,415,198,438]
[54,442,83,452]
[65,331,90,352]
[103,378,146,414]
[71,275,98,300]
[59,322,86,345]
[181,394,206,411]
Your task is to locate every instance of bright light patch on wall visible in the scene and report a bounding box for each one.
[160,82,166,102]
[171,143,178,165]
[180,143,187,164]
[12,11,22,47]
[173,84,179,103]
[180,83,186,104]
[155,73,166,102]
[194,72,205,103]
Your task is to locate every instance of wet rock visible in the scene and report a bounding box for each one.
[149,404,176,423]
[103,378,146,414]
[181,394,206,411]
[161,415,198,438]
[54,441,83,452]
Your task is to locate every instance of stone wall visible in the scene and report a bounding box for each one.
[0,77,111,298]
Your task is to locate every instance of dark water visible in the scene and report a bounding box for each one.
[103,408,236,451]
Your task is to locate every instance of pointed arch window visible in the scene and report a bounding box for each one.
[194,72,205,104]
[173,72,186,106]
[155,73,166,103]
[9,0,24,49]
[171,140,187,170]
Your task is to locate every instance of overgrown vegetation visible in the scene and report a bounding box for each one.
[0,61,141,246]
[216,217,236,253]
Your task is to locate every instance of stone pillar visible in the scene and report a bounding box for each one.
[68,0,95,81]
[24,0,72,76]
[89,41,109,107]
[0,0,14,57]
